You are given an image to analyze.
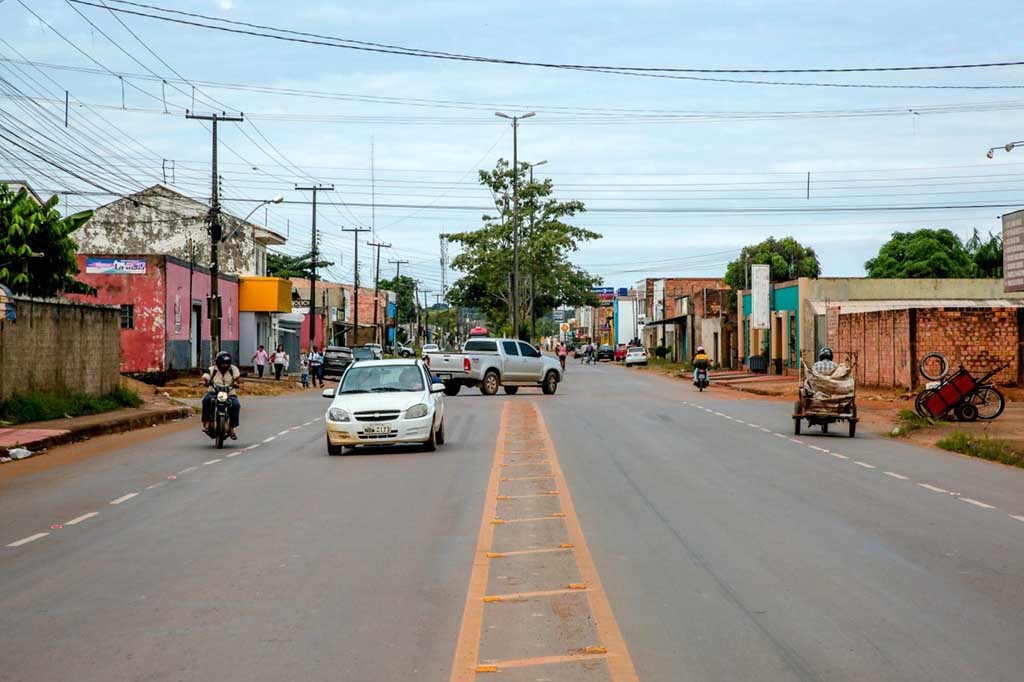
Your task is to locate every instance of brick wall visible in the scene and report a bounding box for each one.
[0,297,122,402]
[831,306,1021,388]
[914,307,1019,386]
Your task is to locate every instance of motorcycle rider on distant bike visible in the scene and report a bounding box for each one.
[692,346,710,386]
[202,351,242,439]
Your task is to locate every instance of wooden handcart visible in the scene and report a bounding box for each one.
[792,351,858,438]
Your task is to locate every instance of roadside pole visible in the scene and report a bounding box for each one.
[295,184,334,352]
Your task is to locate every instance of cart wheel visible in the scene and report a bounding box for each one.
[954,402,979,422]
[822,422,829,434]
[849,420,856,438]
[914,389,934,419]
[919,352,949,381]
[794,418,802,435]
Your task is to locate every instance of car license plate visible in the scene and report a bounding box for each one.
[365,424,390,435]
[437,373,452,380]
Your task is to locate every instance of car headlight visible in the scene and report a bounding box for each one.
[327,407,351,422]
[405,403,429,419]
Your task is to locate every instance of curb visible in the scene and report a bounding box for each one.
[4,406,193,456]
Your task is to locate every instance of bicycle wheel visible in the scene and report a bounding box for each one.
[919,352,949,381]
[914,389,935,418]
[970,387,1005,420]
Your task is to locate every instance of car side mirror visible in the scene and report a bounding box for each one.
[430,383,447,393]
[321,388,335,398]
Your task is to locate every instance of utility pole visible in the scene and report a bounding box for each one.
[526,160,547,342]
[388,259,409,349]
[368,241,391,345]
[186,110,243,360]
[421,287,432,345]
[341,227,372,345]
[295,184,334,351]
[495,111,536,340]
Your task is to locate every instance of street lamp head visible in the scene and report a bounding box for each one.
[270,195,284,204]
[495,112,511,119]
[1007,143,1017,153]
[533,160,548,168]
[987,149,995,159]
[521,112,536,119]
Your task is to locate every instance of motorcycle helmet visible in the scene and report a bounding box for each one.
[818,347,834,362]
[215,351,233,370]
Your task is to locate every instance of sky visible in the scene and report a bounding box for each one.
[3,0,1024,294]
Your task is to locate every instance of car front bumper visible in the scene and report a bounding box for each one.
[325,414,434,446]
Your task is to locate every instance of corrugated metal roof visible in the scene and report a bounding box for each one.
[810,299,1023,315]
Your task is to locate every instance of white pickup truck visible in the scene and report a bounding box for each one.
[425,338,563,396]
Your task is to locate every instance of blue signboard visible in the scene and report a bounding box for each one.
[85,257,147,275]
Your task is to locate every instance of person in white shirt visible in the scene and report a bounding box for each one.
[308,346,324,388]
[251,344,269,379]
[271,344,289,381]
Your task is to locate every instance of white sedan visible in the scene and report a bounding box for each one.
[624,346,649,366]
[322,359,446,455]
[422,343,440,354]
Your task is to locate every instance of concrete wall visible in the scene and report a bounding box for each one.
[0,297,121,402]
[830,306,1022,388]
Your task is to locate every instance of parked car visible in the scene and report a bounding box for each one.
[422,343,440,354]
[425,337,562,396]
[394,342,414,358]
[596,344,615,362]
[321,359,446,455]
[573,345,585,359]
[322,346,353,378]
[614,344,629,362]
[351,347,377,363]
[364,343,383,360]
[624,346,649,367]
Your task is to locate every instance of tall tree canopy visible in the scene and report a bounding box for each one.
[965,229,1003,277]
[0,184,93,297]
[865,229,979,278]
[266,251,335,279]
[377,274,418,331]
[723,236,821,290]
[446,158,601,337]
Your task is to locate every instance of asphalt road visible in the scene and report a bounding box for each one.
[2,366,1023,681]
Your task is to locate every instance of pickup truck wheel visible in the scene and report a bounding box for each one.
[443,382,461,396]
[480,370,500,396]
[541,370,559,395]
[503,386,519,395]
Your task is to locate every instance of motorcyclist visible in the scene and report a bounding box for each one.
[813,346,837,375]
[692,346,710,385]
[201,351,241,439]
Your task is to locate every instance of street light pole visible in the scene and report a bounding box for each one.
[526,159,547,342]
[496,111,535,340]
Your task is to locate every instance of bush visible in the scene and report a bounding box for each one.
[937,431,1023,467]
[654,346,669,359]
[0,388,142,424]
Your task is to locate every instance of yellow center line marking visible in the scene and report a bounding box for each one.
[501,475,556,481]
[486,546,574,558]
[448,401,638,682]
[497,492,560,499]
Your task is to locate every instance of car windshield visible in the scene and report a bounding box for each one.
[352,348,375,360]
[339,364,424,393]
[325,349,349,359]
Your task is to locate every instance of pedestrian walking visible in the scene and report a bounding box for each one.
[251,344,269,379]
[308,345,324,387]
[557,341,568,372]
[300,353,310,388]
[271,345,289,381]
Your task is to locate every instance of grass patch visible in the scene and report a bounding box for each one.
[890,408,933,437]
[937,431,1024,468]
[0,387,143,424]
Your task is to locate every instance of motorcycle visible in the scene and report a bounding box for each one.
[694,365,710,392]
[204,383,237,448]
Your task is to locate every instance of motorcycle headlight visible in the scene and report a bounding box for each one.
[405,403,429,419]
[327,407,351,423]
[216,391,228,402]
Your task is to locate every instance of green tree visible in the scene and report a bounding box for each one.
[865,229,976,278]
[266,251,334,279]
[377,274,418,341]
[0,183,94,297]
[965,229,1003,277]
[723,236,821,291]
[446,158,601,338]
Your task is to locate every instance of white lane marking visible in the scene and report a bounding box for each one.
[7,532,49,547]
[830,452,849,460]
[145,482,166,490]
[263,436,276,443]
[774,433,787,438]
[960,497,996,510]
[733,419,745,424]
[854,461,876,469]
[919,483,949,494]
[808,445,829,452]
[747,423,760,428]
[247,443,261,450]
[289,426,301,431]
[203,458,222,466]
[313,417,323,422]
[177,466,198,475]
[1012,515,1024,523]
[789,439,804,444]
[883,471,909,480]
[713,411,726,417]
[64,512,99,526]
[278,430,290,436]
[109,492,139,505]
[225,451,241,458]
[760,427,772,433]
[303,421,314,426]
